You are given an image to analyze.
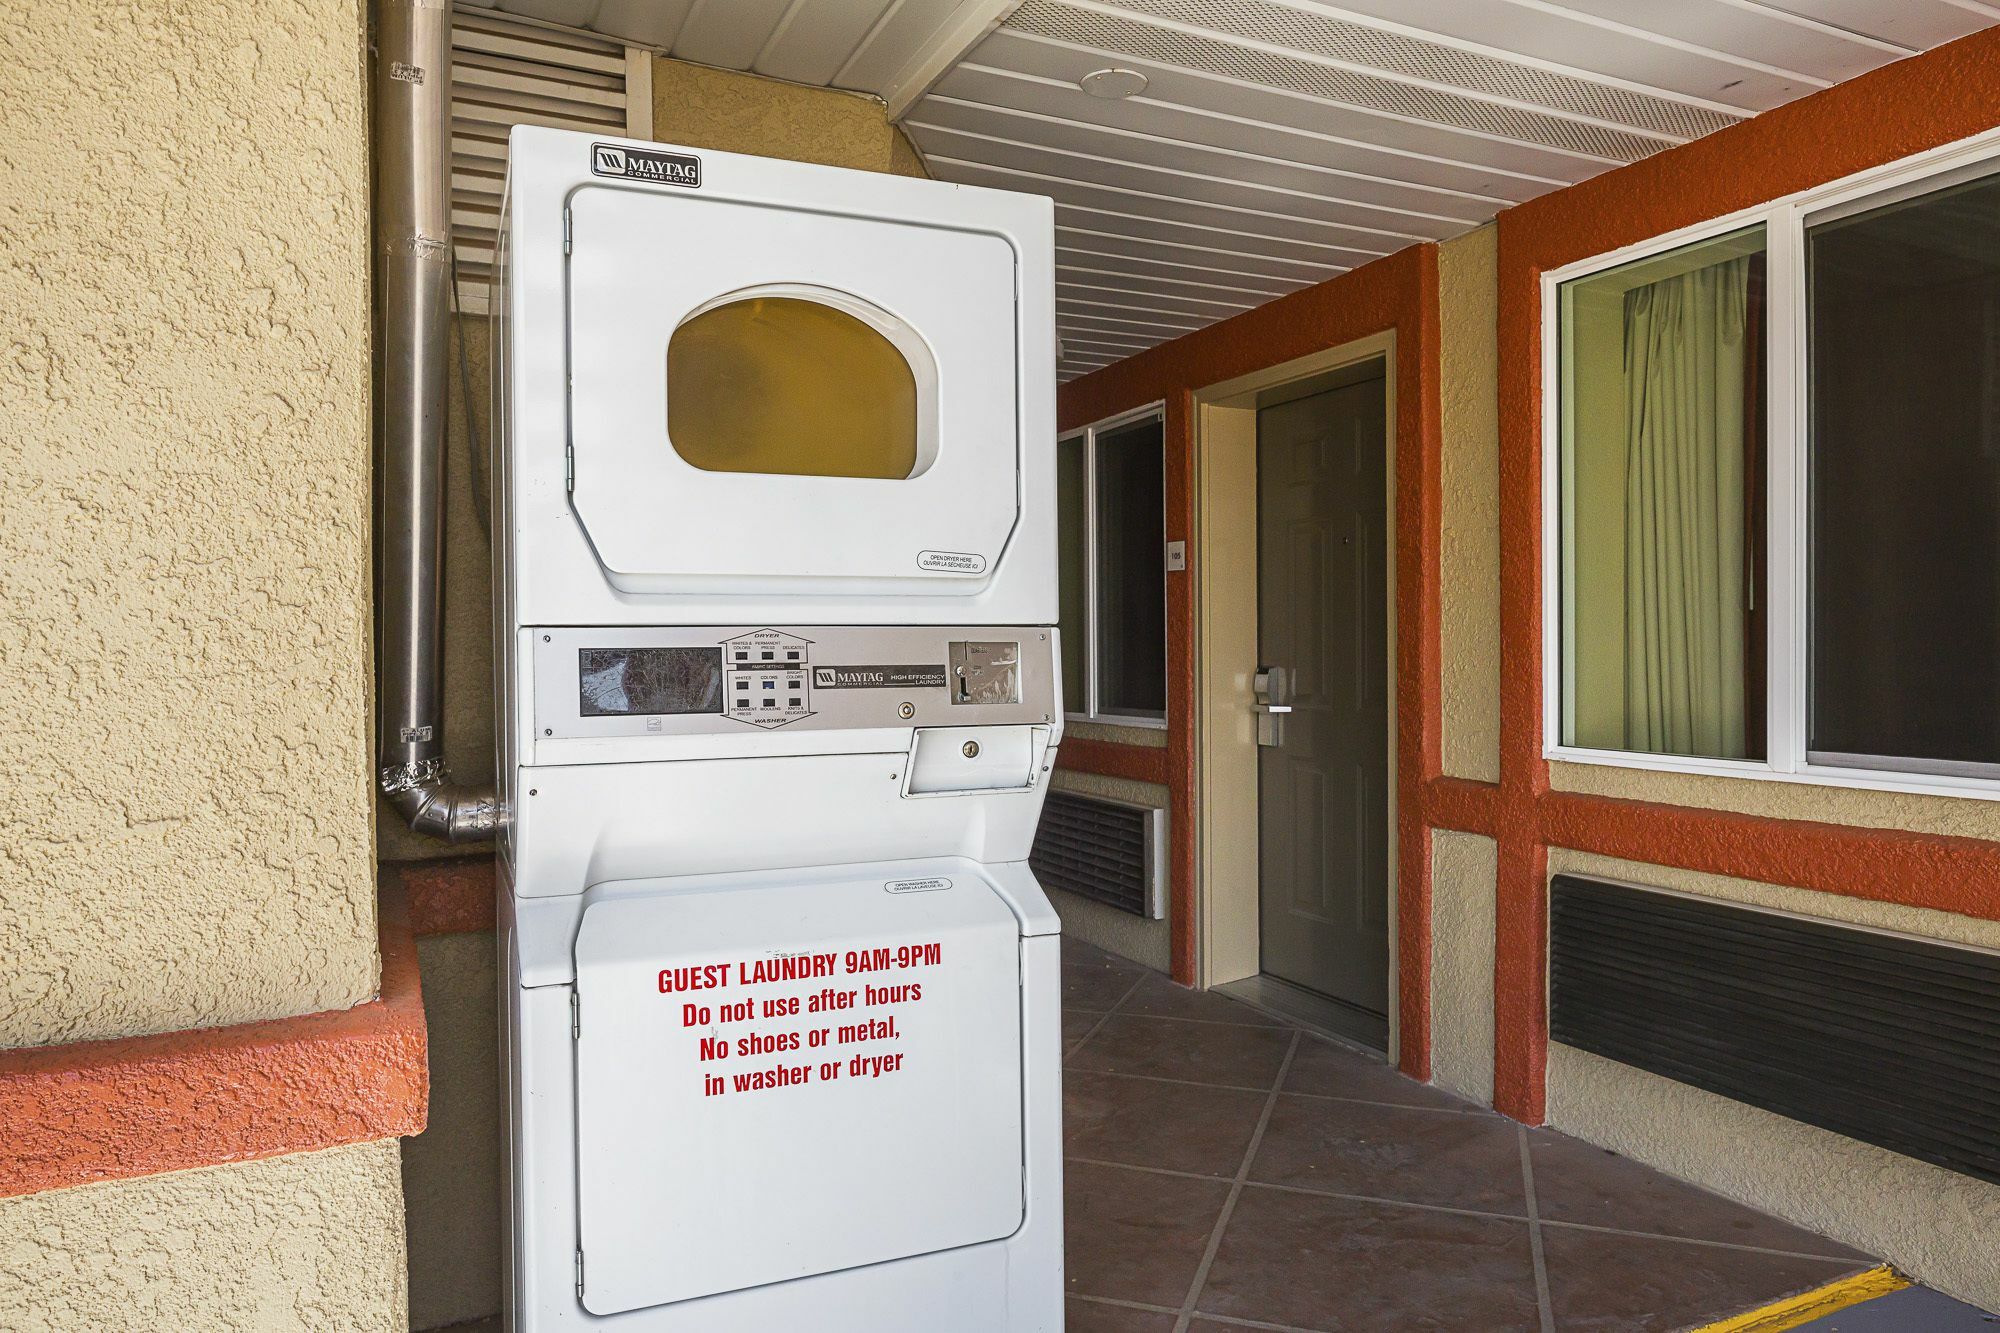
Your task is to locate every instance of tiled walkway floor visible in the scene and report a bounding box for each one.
[1060,939,1879,1333]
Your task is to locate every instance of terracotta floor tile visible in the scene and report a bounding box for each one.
[1065,1069,1270,1177]
[1065,1297,1181,1332]
[1282,1032,1478,1109]
[1528,1129,1868,1259]
[1197,1184,1543,1331]
[1065,961,1149,1011]
[1064,1009,1107,1049]
[1063,940,1139,971]
[1064,1160,1232,1308]
[1249,1093,1530,1215]
[1069,1015,1295,1088]
[1541,1223,1867,1332]
[1116,972,1285,1026]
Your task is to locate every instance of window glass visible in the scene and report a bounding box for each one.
[666,296,918,479]
[1558,227,1768,759]
[1057,435,1090,711]
[1808,170,2000,770]
[1094,416,1167,720]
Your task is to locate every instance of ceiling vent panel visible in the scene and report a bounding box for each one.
[1004,0,1684,164]
[1086,0,1740,140]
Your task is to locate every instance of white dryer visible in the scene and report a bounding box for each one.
[492,127,1064,1331]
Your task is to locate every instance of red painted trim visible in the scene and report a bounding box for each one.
[1539,793,2000,920]
[1486,27,2000,1125]
[1423,777,1503,838]
[0,887,427,1199]
[401,855,498,936]
[1394,247,1445,1080]
[1057,736,1172,787]
[1165,391,1200,985]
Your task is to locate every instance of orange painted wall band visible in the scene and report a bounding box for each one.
[0,888,428,1199]
[1539,792,2000,919]
[1058,736,1173,787]
[1424,777,1504,839]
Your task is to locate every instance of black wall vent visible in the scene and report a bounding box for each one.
[1550,874,2000,1187]
[1031,790,1166,919]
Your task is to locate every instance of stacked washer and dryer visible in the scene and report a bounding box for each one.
[492,126,1065,1330]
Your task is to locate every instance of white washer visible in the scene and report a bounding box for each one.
[493,127,1064,1331]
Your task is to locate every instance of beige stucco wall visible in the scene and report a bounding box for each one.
[1550,761,2000,842]
[1048,769,1173,973]
[403,933,503,1330]
[0,0,379,1045]
[1436,226,1501,785]
[1544,848,2000,1311]
[0,1140,408,1331]
[652,58,930,176]
[1068,719,1170,749]
[1427,831,1495,1105]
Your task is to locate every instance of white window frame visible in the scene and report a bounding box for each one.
[1061,401,1170,729]
[1541,125,2000,803]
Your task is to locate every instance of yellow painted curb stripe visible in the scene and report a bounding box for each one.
[1687,1265,1909,1333]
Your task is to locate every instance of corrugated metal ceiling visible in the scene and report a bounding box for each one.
[471,0,1998,379]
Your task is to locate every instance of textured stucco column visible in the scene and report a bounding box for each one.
[1,0,381,1043]
[0,0,407,1325]
[0,1142,409,1332]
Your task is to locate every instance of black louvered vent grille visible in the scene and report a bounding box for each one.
[1031,790,1162,918]
[1550,874,2000,1186]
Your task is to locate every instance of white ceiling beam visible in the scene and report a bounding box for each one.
[880,0,1027,120]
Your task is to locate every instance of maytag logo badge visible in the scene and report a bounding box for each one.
[591,143,701,188]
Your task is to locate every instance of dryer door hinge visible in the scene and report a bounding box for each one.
[570,989,581,1039]
[574,1250,585,1298]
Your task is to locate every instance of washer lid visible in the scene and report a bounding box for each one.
[573,864,1026,1315]
[565,183,1023,596]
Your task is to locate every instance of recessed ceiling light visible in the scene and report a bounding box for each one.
[1079,68,1148,99]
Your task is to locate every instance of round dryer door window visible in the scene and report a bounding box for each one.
[667,293,923,481]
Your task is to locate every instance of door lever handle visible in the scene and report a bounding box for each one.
[1252,665,1292,746]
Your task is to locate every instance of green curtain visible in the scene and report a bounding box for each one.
[1621,258,1752,757]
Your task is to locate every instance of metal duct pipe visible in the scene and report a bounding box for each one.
[374,0,500,842]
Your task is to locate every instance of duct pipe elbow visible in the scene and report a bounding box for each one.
[381,759,504,844]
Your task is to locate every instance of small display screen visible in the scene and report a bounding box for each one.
[579,647,724,717]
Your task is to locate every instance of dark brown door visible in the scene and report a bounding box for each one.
[1256,374,1390,1018]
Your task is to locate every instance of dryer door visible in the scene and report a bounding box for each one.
[566,183,1022,596]
[572,864,1026,1316]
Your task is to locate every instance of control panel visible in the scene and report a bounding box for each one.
[533,625,1054,743]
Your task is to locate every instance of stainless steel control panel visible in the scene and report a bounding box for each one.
[532,625,1057,741]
